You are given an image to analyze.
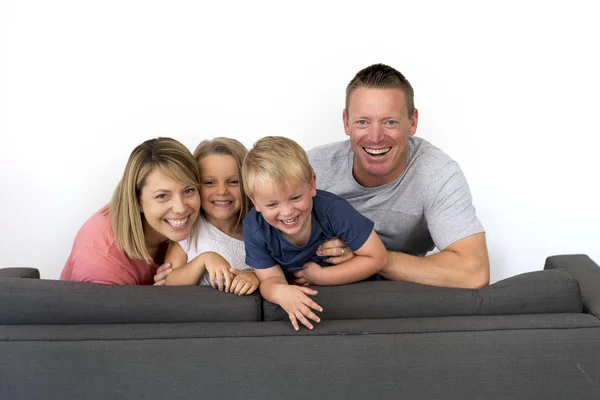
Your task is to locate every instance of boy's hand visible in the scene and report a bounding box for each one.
[153,263,172,286]
[276,285,323,331]
[204,254,233,292]
[294,262,326,286]
[317,238,355,264]
[229,269,259,295]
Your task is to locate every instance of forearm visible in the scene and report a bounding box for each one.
[319,254,386,285]
[379,248,489,288]
[164,257,207,286]
[258,276,289,303]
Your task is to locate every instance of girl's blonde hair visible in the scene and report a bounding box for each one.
[109,137,201,261]
[193,137,250,229]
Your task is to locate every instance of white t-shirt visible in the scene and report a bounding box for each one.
[180,216,252,286]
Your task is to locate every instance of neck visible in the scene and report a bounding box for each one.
[206,214,243,240]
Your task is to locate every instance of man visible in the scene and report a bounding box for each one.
[305,64,489,289]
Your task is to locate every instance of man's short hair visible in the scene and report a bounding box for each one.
[242,136,313,197]
[345,63,415,117]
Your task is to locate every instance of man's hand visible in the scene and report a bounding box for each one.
[276,285,323,331]
[316,238,355,264]
[153,263,172,286]
[229,269,259,295]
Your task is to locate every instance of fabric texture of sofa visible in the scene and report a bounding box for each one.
[1,254,599,399]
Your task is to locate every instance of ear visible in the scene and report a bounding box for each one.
[409,108,419,136]
[311,172,317,197]
[342,109,351,137]
[248,195,260,212]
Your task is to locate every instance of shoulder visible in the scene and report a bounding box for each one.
[409,136,457,172]
[312,190,354,216]
[242,207,269,237]
[307,140,351,167]
[72,211,117,250]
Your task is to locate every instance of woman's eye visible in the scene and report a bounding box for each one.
[184,187,196,194]
[155,194,167,200]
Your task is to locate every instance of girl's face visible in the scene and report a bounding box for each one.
[138,168,200,247]
[199,154,242,226]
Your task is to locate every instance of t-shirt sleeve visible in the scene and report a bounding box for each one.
[242,218,278,270]
[425,161,484,250]
[68,248,137,285]
[326,198,375,252]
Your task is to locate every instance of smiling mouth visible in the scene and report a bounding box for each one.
[281,216,299,225]
[363,147,391,156]
[166,216,189,227]
[212,201,232,207]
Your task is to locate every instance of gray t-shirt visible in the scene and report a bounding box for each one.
[307,137,484,256]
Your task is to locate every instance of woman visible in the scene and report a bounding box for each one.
[60,137,201,285]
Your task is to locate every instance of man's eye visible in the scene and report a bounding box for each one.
[386,120,398,125]
[356,120,367,125]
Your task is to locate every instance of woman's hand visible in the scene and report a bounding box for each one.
[229,269,260,295]
[153,263,172,286]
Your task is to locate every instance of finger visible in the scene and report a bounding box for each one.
[293,277,307,286]
[294,310,314,330]
[302,296,323,313]
[153,269,171,282]
[302,308,321,324]
[216,271,224,292]
[237,281,252,296]
[288,313,300,331]
[298,286,319,296]
[230,277,241,294]
[224,271,233,293]
[153,279,166,286]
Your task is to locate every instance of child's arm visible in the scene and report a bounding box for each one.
[296,229,387,286]
[255,266,323,331]
[165,245,233,290]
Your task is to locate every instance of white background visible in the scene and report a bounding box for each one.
[1,0,598,281]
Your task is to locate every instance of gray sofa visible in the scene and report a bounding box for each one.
[1,254,599,400]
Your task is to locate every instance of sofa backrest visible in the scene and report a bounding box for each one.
[0,278,262,324]
[263,269,583,321]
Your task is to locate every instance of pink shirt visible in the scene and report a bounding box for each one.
[60,212,158,285]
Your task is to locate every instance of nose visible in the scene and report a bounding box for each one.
[171,195,187,214]
[367,123,384,143]
[280,202,294,218]
[216,182,229,195]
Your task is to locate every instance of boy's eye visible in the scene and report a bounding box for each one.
[266,203,276,208]
[291,195,302,201]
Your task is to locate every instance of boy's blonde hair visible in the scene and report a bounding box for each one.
[242,136,313,197]
[109,137,201,261]
[193,137,250,228]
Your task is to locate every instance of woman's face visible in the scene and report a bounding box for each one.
[199,154,242,226]
[138,168,200,247]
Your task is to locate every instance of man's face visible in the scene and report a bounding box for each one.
[344,87,418,188]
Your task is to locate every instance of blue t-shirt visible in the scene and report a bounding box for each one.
[243,189,374,275]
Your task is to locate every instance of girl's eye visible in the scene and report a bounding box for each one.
[229,180,239,185]
[203,181,214,186]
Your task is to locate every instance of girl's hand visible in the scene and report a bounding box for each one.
[204,253,233,292]
[229,269,260,295]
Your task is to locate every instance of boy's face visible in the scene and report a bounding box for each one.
[250,174,317,245]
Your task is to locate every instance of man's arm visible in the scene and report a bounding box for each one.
[317,232,489,289]
[379,232,489,288]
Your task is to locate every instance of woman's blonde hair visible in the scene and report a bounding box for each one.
[242,136,313,197]
[193,137,250,229]
[109,137,201,261]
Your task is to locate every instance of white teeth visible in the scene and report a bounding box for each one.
[213,201,231,205]
[282,216,299,225]
[166,217,188,227]
[364,147,391,155]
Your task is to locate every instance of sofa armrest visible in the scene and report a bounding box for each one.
[0,268,40,279]
[544,254,600,318]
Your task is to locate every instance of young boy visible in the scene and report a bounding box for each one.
[242,136,387,331]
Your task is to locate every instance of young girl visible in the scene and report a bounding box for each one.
[162,138,259,295]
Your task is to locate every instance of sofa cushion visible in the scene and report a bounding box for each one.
[0,278,261,324]
[263,269,582,321]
